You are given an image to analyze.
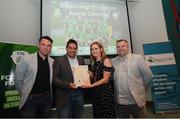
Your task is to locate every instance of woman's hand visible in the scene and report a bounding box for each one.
[80,84,93,88]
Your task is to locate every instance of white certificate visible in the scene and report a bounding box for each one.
[72,65,90,87]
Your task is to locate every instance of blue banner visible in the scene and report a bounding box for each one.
[143,41,180,113]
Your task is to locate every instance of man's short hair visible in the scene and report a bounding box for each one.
[66,39,78,48]
[116,39,128,44]
[39,36,53,43]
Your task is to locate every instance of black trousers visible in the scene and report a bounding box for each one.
[116,104,147,118]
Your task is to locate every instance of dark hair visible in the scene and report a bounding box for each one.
[39,36,53,43]
[66,39,78,48]
[116,39,128,44]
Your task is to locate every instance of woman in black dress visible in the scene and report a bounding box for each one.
[81,41,116,118]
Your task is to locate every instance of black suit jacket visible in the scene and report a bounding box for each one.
[53,55,85,107]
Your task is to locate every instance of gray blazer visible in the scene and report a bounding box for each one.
[112,54,153,107]
[14,52,54,109]
[53,55,85,107]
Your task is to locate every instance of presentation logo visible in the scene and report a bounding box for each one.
[10,51,29,65]
[147,56,154,63]
[145,53,176,66]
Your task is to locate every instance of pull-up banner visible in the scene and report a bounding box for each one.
[143,41,180,113]
[0,42,37,117]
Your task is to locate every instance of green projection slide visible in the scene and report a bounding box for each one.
[43,0,130,56]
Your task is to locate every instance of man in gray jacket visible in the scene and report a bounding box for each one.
[112,39,153,118]
[15,36,54,118]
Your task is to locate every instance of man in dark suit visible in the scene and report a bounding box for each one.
[53,39,85,118]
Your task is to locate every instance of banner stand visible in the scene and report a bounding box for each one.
[0,42,37,117]
[143,41,180,114]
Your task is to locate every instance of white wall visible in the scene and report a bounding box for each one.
[128,0,168,101]
[0,0,167,51]
[0,0,40,45]
[128,0,168,54]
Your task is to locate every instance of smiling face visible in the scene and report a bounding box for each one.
[38,38,52,57]
[116,40,129,57]
[66,43,78,58]
[90,43,102,61]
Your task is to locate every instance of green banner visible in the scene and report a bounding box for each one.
[162,0,180,74]
[0,42,38,117]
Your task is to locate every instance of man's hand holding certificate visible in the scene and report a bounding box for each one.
[72,65,91,87]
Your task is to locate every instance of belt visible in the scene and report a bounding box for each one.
[29,91,49,97]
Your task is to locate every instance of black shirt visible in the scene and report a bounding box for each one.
[30,53,50,94]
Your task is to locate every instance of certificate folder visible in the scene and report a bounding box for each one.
[72,65,91,87]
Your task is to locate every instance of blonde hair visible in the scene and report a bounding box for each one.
[90,41,107,63]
